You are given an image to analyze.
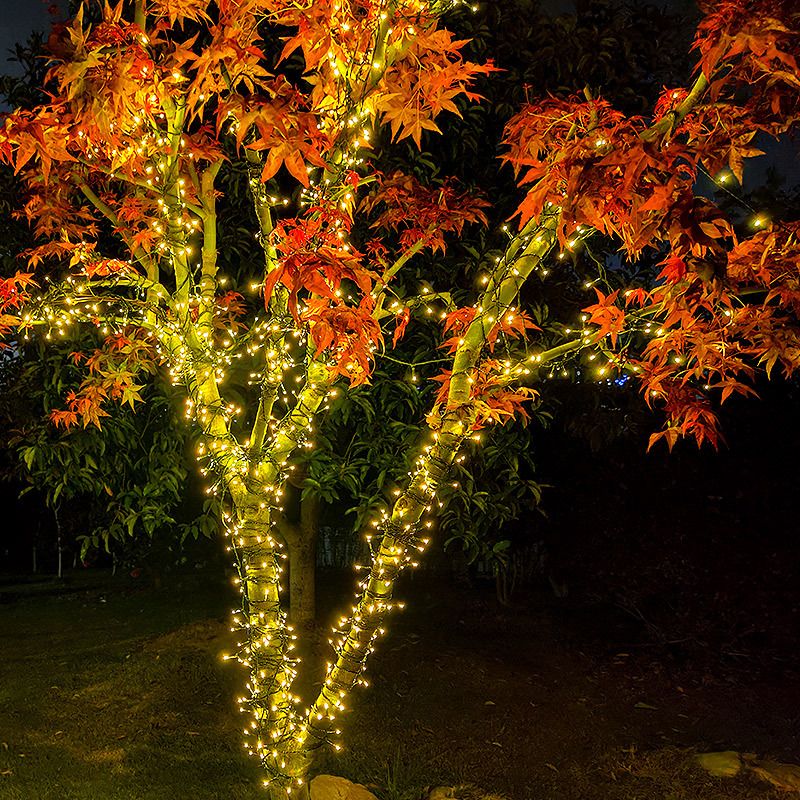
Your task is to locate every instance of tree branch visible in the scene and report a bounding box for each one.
[641,72,710,142]
[77,182,160,284]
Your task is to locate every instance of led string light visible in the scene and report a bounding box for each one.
[203,191,566,783]
[209,2,427,785]
[291,206,565,759]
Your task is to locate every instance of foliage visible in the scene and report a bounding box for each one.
[0,337,211,558]
[497,0,800,449]
[0,40,205,566]
[439,425,547,570]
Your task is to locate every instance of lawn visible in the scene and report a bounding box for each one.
[0,569,794,799]
[0,571,262,800]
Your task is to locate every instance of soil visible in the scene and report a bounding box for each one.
[0,569,797,800]
[312,573,799,799]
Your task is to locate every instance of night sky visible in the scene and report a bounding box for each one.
[0,1,64,76]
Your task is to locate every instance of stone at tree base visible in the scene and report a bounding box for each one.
[309,775,379,800]
[697,751,800,791]
[696,751,742,777]
[747,760,800,791]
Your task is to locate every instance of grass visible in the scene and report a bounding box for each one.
[0,570,264,800]
[0,571,438,800]
[0,569,791,800]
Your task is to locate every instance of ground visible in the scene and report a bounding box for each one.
[0,569,795,800]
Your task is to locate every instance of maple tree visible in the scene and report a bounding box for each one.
[0,0,799,795]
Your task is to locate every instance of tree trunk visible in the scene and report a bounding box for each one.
[300,212,561,759]
[288,494,320,632]
[228,492,313,791]
[54,506,63,580]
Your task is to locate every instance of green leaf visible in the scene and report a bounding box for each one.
[22,446,36,470]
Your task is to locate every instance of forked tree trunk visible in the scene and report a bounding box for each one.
[227,215,562,789]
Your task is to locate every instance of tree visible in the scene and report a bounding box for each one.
[0,0,798,795]
[0,335,210,573]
